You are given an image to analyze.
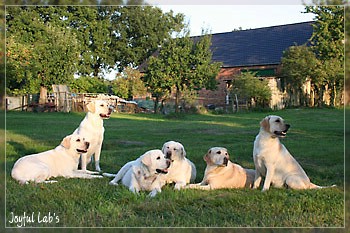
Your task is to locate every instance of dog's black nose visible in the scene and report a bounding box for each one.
[284,124,291,132]
[223,157,229,166]
[85,142,90,149]
[166,151,172,159]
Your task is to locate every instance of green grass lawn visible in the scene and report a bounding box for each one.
[4,108,344,227]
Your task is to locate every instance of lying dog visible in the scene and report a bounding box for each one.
[161,141,196,189]
[11,135,103,184]
[73,100,112,172]
[253,115,336,191]
[186,147,255,190]
[104,150,171,197]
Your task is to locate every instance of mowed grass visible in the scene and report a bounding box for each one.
[4,108,344,227]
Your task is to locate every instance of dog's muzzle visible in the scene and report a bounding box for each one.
[274,124,290,137]
[165,151,172,161]
[100,107,113,119]
[156,159,171,174]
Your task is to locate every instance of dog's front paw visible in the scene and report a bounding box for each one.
[185,183,199,189]
[148,190,159,197]
[109,181,119,186]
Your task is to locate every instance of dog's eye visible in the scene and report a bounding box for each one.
[275,119,280,123]
[100,104,104,107]
[156,156,161,160]
[225,153,228,155]
[217,151,221,154]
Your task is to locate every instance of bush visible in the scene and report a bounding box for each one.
[232,72,271,108]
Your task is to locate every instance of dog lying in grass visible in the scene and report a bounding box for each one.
[103,149,171,197]
[161,141,196,190]
[186,147,255,190]
[11,135,103,184]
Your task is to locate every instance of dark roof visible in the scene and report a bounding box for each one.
[207,21,314,67]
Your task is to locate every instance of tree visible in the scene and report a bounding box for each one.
[305,4,344,106]
[6,7,81,102]
[281,45,322,106]
[6,5,184,98]
[143,33,221,113]
[346,5,350,105]
[142,55,172,113]
[111,67,147,100]
[110,6,184,69]
[0,3,4,109]
[70,76,110,94]
[231,72,271,109]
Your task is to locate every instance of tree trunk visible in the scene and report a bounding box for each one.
[175,86,180,113]
[153,95,159,114]
[332,81,337,106]
[39,86,47,105]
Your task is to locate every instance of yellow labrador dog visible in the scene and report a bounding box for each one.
[253,115,336,191]
[11,135,103,184]
[161,141,196,190]
[187,147,255,190]
[104,150,171,197]
[73,100,112,173]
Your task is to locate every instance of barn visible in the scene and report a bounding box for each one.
[197,21,314,110]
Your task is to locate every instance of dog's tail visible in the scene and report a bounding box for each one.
[102,173,116,178]
[103,161,134,185]
[309,183,337,189]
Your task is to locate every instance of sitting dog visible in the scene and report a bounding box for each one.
[73,100,112,172]
[11,135,103,184]
[103,150,171,197]
[187,147,255,190]
[161,141,196,189]
[253,115,336,191]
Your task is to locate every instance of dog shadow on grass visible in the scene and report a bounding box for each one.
[6,141,38,160]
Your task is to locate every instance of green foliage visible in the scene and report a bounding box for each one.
[281,45,323,106]
[346,6,350,100]
[6,5,184,95]
[232,72,271,108]
[70,76,109,93]
[111,6,184,69]
[6,7,81,95]
[281,5,344,107]
[0,4,4,108]
[143,33,221,113]
[305,5,344,106]
[111,67,147,99]
[305,5,344,61]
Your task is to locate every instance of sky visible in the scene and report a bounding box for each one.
[106,0,316,79]
[151,4,316,37]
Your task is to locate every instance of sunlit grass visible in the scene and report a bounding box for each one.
[4,108,345,228]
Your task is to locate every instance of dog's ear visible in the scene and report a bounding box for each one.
[61,135,71,149]
[203,150,211,162]
[141,154,152,167]
[161,143,166,153]
[181,145,186,158]
[260,116,270,132]
[86,101,96,113]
